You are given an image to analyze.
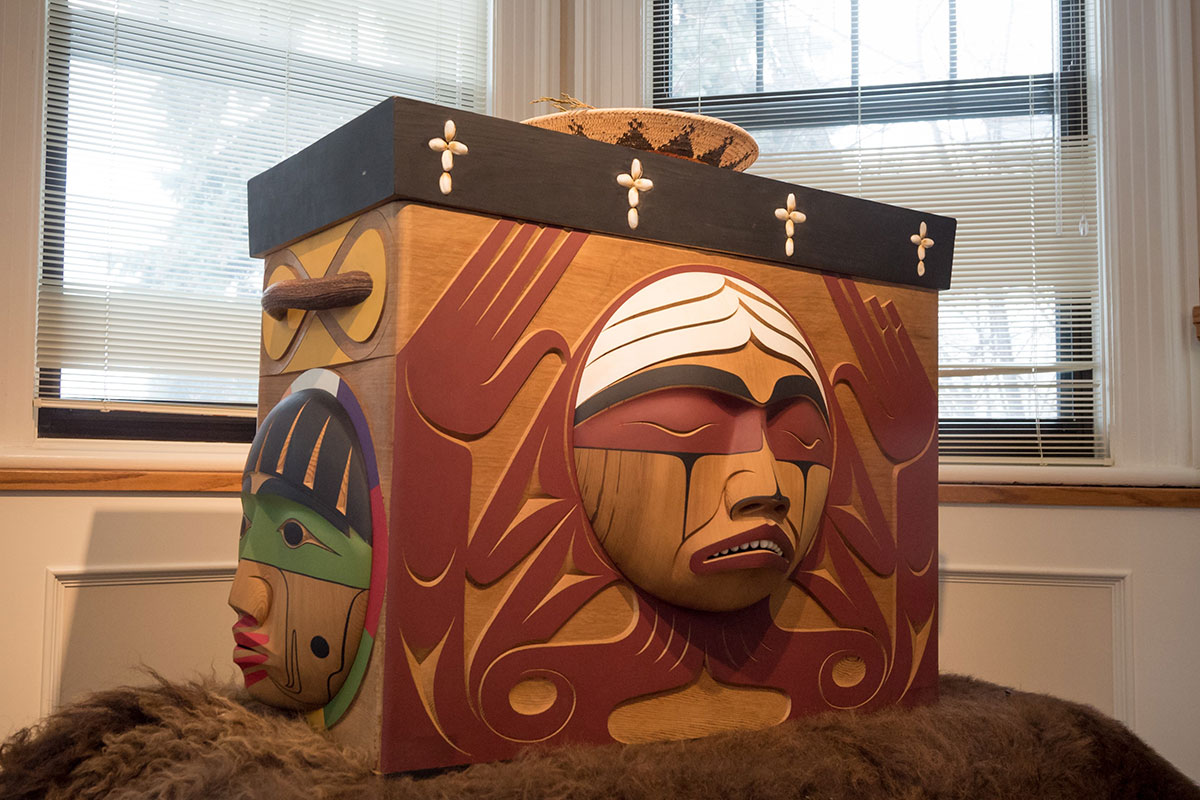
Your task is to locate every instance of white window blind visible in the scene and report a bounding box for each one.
[651,0,1104,463]
[38,0,490,439]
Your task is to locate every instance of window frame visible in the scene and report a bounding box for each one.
[0,0,1195,482]
[649,0,1100,461]
[34,0,487,443]
[38,11,259,442]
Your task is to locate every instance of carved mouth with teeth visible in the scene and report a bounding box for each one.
[688,523,796,575]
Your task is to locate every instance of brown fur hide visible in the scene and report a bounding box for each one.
[1,674,1196,800]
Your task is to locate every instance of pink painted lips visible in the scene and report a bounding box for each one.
[232,613,269,688]
[689,523,795,575]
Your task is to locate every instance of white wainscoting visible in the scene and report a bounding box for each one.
[0,494,243,737]
[939,503,1200,783]
[939,566,1133,722]
[41,565,237,714]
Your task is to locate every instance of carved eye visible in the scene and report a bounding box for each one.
[766,399,832,465]
[637,419,715,437]
[278,519,333,551]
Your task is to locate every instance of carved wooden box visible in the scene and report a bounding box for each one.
[237,97,955,773]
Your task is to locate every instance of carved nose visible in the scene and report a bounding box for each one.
[730,490,790,521]
[228,564,272,623]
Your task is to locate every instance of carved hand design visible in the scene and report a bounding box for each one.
[824,277,936,464]
[402,221,588,437]
[392,219,589,597]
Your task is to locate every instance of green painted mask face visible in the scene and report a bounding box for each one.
[239,489,371,589]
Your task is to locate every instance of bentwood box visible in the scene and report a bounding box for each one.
[231,96,955,773]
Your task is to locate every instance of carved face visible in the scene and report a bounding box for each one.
[573,272,833,612]
[229,380,374,711]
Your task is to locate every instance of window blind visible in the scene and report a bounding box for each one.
[38,0,490,437]
[651,0,1104,463]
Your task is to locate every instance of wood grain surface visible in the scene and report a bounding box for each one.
[938,482,1200,508]
[5,470,1197,508]
[0,469,240,493]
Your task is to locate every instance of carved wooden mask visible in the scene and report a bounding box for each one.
[230,369,385,728]
[572,271,833,611]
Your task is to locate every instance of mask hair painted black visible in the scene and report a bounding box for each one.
[244,388,372,544]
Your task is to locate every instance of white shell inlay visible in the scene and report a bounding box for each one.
[774,193,807,256]
[617,158,653,229]
[910,221,934,277]
[428,119,468,195]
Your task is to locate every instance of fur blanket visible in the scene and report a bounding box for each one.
[1,674,1196,800]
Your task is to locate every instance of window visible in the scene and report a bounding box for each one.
[38,0,490,441]
[650,0,1103,463]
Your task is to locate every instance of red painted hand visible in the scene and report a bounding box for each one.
[825,276,936,464]
[402,221,588,436]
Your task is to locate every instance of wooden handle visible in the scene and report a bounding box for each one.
[262,271,373,320]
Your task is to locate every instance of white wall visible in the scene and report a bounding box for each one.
[940,504,1200,780]
[0,494,240,735]
[1,0,1199,785]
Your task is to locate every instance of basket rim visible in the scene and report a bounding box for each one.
[520,107,759,169]
[521,107,753,138]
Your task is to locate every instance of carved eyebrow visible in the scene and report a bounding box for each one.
[574,365,830,425]
[574,364,753,424]
[767,374,828,420]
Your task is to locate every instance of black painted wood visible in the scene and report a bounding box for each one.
[248,97,955,291]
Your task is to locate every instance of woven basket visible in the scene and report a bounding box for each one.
[521,108,758,171]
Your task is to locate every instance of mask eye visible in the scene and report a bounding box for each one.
[766,398,832,465]
[278,519,334,552]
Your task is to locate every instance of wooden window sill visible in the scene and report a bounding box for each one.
[938,483,1200,508]
[2,469,1200,507]
[0,469,241,493]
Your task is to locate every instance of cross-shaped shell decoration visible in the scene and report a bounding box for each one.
[910,221,934,276]
[428,120,468,195]
[774,193,807,256]
[617,158,653,229]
